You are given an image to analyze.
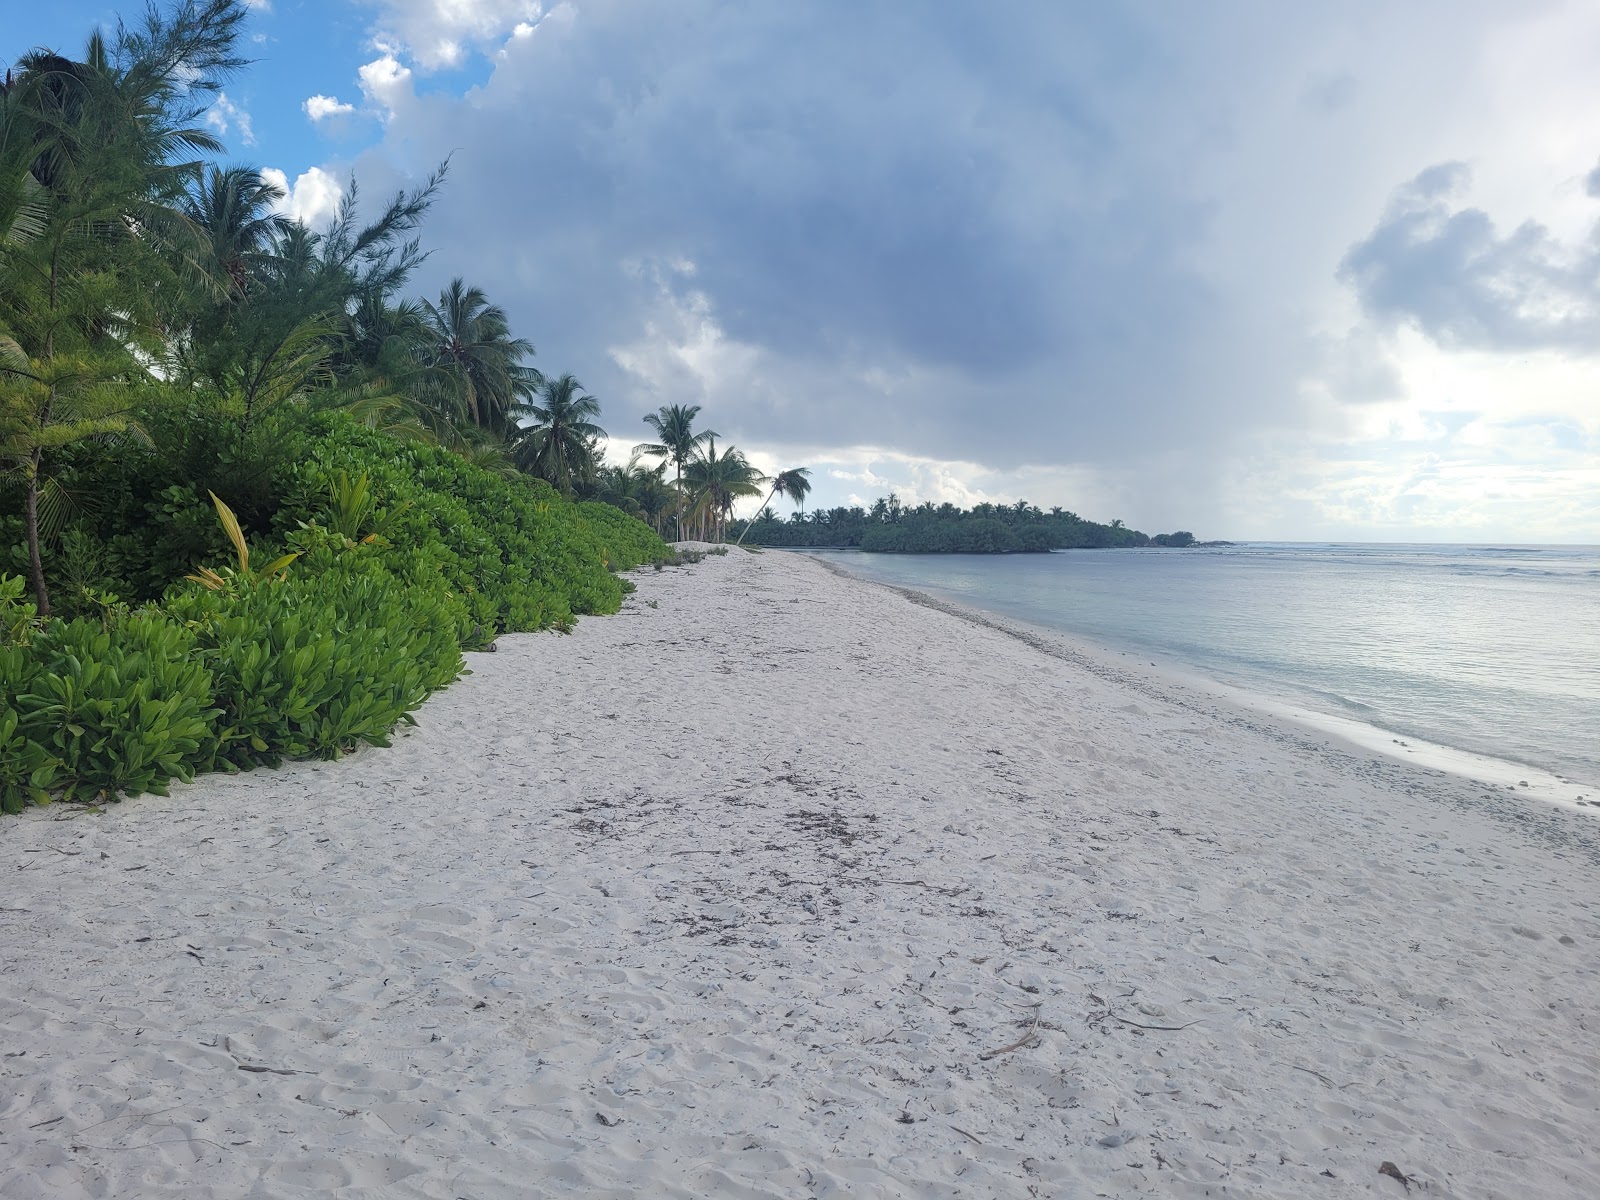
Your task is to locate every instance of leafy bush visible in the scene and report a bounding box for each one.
[4,600,217,804]
[0,409,670,812]
[270,413,669,639]
[8,406,670,627]
[1,555,468,809]
[168,559,464,768]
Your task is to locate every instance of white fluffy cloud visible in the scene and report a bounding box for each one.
[303,94,357,122]
[357,53,414,117]
[260,166,345,229]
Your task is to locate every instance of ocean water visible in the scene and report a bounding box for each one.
[815,543,1600,792]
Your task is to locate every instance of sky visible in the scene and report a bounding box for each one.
[10,0,1600,541]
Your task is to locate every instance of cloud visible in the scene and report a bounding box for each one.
[304,94,357,122]
[1339,161,1600,352]
[363,0,544,70]
[203,91,255,148]
[317,0,1600,539]
[260,166,345,229]
[357,53,414,117]
[346,4,1285,467]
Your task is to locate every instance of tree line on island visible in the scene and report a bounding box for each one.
[734,494,1197,552]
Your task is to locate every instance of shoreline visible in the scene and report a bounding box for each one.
[3,548,1597,1198]
[807,548,1600,808]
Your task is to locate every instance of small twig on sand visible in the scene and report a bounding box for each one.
[70,1136,230,1159]
[979,1006,1042,1060]
[1109,1013,1199,1032]
[881,879,969,897]
[237,1065,299,1075]
[950,1124,984,1145]
[1286,1064,1335,1087]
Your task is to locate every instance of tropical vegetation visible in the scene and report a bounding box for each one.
[0,0,672,811]
[734,497,1193,552]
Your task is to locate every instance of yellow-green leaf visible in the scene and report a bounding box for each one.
[208,491,249,573]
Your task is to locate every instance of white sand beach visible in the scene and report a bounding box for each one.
[2,548,1597,1199]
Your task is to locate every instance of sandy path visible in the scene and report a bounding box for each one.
[2,548,1597,1198]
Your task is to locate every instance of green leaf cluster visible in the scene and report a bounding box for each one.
[0,556,467,810]
[2,603,215,807]
[167,559,465,769]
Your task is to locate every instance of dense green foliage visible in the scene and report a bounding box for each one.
[734,495,1188,552]
[0,408,670,810]
[0,552,467,810]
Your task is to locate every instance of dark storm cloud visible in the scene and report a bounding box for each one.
[352,0,1302,469]
[1340,162,1600,352]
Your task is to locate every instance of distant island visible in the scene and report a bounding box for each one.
[733,495,1202,553]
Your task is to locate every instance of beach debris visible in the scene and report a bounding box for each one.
[1109,1012,1199,1032]
[594,1112,623,1127]
[238,1065,298,1075]
[950,1124,983,1145]
[1098,1131,1138,1148]
[1378,1160,1417,1190]
[978,1005,1042,1060]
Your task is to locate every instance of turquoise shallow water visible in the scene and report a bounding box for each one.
[814,543,1600,789]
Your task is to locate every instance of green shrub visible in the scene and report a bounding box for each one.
[0,707,58,814]
[1,408,669,811]
[10,606,217,802]
[168,558,464,767]
[270,413,669,638]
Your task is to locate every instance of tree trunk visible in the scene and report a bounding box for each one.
[736,484,778,546]
[23,449,49,616]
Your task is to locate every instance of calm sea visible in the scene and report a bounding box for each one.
[815,543,1600,793]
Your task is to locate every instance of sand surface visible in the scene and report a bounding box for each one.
[2,548,1597,1199]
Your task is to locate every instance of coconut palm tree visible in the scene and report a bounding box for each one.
[736,466,811,546]
[183,164,291,298]
[595,452,675,529]
[682,438,764,542]
[421,277,540,437]
[514,373,606,495]
[637,403,716,541]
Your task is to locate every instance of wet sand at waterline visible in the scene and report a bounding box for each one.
[2,548,1597,1198]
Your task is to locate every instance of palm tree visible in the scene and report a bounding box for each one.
[682,438,764,542]
[736,465,811,546]
[514,373,606,495]
[183,164,290,298]
[421,277,539,437]
[637,403,716,541]
[596,453,676,531]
